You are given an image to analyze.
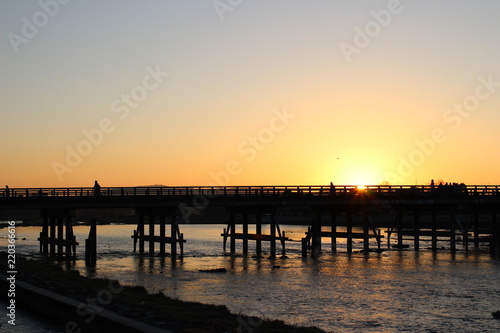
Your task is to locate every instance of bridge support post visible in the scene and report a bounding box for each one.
[41,216,49,254]
[149,215,155,255]
[57,216,64,255]
[414,211,420,251]
[243,213,249,254]
[473,210,479,248]
[138,215,145,253]
[347,212,353,253]
[50,216,56,255]
[330,211,337,252]
[363,213,370,253]
[309,211,322,257]
[65,216,75,258]
[256,213,262,257]
[270,213,277,258]
[431,210,438,250]
[450,212,456,252]
[491,210,499,255]
[230,213,236,253]
[132,209,185,260]
[397,212,403,249]
[85,218,97,266]
[39,209,78,258]
[222,208,286,258]
[160,215,166,256]
[170,214,176,259]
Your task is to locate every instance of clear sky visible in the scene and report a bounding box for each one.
[2,0,500,188]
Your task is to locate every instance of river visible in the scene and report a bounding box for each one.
[2,223,500,332]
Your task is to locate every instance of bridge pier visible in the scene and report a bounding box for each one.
[414,211,420,250]
[132,208,185,259]
[346,212,353,253]
[473,210,479,248]
[330,211,337,252]
[491,210,500,255]
[311,211,322,257]
[85,218,97,266]
[450,212,456,252]
[39,209,78,257]
[301,209,382,257]
[431,210,438,250]
[222,208,287,258]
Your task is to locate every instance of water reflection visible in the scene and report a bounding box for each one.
[3,225,500,332]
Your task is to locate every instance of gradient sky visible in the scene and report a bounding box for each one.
[2,0,500,188]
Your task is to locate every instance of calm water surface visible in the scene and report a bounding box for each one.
[2,224,500,332]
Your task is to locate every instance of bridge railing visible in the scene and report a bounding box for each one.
[1,185,499,198]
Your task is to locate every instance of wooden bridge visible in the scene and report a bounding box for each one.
[1,184,500,261]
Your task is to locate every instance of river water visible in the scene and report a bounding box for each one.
[2,223,500,332]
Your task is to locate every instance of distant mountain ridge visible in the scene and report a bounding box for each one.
[134,184,168,187]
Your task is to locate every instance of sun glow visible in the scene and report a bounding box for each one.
[357,185,367,190]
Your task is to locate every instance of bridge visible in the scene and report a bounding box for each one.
[1,184,500,261]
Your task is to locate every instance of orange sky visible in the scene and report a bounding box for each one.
[2,1,500,188]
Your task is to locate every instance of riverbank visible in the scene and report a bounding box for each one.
[0,252,324,332]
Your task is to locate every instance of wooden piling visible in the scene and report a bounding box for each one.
[57,216,64,255]
[450,212,456,252]
[41,216,49,254]
[256,213,262,256]
[65,216,73,257]
[243,214,248,254]
[159,215,166,256]
[414,211,420,251]
[230,214,236,253]
[50,217,56,255]
[302,228,310,258]
[347,212,353,253]
[363,213,369,253]
[38,210,78,258]
[473,210,479,248]
[331,211,337,252]
[85,218,97,266]
[270,213,276,258]
[491,210,499,254]
[431,210,437,250]
[311,211,322,257]
[149,215,155,255]
[138,215,145,254]
[171,213,177,259]
[396,212,403,249]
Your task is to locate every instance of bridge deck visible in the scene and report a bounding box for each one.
[1,184,499,199]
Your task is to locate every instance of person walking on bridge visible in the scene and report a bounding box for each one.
[93,180,101,196]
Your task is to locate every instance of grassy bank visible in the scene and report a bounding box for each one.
[0,252,325,332]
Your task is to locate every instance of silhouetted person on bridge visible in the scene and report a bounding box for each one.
[93,181,101,196]
[5,185,9,197]
[330,182,336,196]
